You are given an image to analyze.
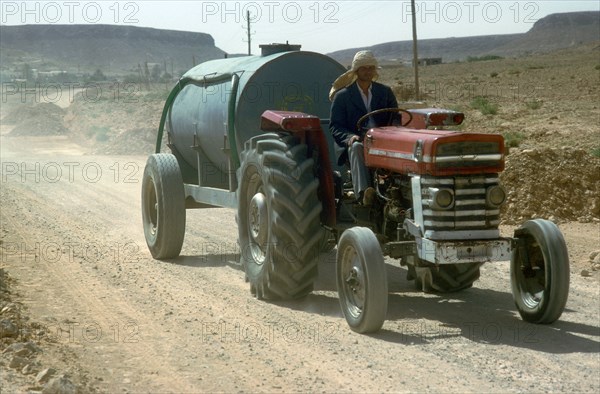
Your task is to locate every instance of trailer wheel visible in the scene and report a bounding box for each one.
[141,153,186,259]
[337,227,388,333]
[237,134,322,300]
[511,219,569,324]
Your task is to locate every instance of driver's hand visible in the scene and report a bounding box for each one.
[347,135,360,147]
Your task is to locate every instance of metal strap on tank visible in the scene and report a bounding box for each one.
[227,73,240,168]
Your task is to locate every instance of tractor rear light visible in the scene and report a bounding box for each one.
[486,185,506,207]
[428,112,465,126]
[428,187,454,210]
[409,109,465,128]
[260,110,320,132]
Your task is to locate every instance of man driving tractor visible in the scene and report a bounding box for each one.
[329,50,399,206]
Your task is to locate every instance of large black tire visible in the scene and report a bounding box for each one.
[318,229,336,253]
[237,133,323,300]
[413,262,481,293]
[511,219,569,324]
[337,227,388,333]
[406,255,480,293]
[141,153,186,259]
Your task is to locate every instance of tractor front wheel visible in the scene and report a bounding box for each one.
[337,227,388,333]
[511,219,569,324]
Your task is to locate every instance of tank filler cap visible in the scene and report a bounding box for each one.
[259,42,301,56]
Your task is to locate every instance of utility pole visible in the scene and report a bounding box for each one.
[411,0,420,100]
[246,10,252,55]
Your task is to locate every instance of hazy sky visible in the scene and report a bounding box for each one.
[1,1,598,54]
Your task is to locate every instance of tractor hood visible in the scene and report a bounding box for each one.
[364,127,505,176]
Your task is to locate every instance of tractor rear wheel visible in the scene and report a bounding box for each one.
[406,255,480,293]
[413,262,481,293]
[141,153,186,259]
[337,227,388,333]
[511,219,569,324]
[237,133,323,300]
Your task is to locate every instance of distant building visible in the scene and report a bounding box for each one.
[414,58,442,66]
[37,70,68,77]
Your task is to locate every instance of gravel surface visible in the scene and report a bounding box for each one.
[0,133,598,393]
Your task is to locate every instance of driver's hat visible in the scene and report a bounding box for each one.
[329,50,380,101]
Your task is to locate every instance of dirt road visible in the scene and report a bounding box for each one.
[1,130,599,393]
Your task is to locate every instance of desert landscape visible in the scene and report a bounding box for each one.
[1,15,599,394]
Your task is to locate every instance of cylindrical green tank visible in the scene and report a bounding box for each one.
[159,46,345,185]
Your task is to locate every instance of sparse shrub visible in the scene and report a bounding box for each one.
[592,147,600,158]
[470,96,498,115]
[150,65,162,82]
[393,84,416,101]
[86,69,106,82]
[503,131,525,148]
[490,72,498,78]
[595,65,600,71]
[142,90,170,102]
[526,100,543,110]
[123,74,143,83]
[527,65,545,70]
[21,63,33,81]
[508,69,521,75]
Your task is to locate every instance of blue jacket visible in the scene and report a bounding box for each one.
[329,81,398,165]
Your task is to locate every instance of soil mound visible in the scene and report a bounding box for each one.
[501,147,600,224]
[93,127,157,155]
[4,103,67,136]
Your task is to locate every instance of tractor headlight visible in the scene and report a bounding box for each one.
[486,185,506,207]
[429,188,454,210]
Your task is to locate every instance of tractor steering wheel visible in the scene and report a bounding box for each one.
[356,108,413,131]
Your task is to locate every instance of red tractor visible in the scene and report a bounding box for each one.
[249,108,569,332]
[142,49,569,333]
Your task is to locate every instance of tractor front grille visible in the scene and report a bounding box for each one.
[421,175,501,232]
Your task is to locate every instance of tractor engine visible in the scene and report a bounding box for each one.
[364,108,510,265]
[373,171,411,241]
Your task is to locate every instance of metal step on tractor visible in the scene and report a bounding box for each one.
[141,44,569,333]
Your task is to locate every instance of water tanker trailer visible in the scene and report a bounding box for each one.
[142,45,570,333]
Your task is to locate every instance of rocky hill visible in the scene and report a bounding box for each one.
[328,11,600,65]
[1,11,597,77]
[490,11,600,56]
[0,24,225,76]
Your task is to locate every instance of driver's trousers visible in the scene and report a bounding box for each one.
[349,141,371,198]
